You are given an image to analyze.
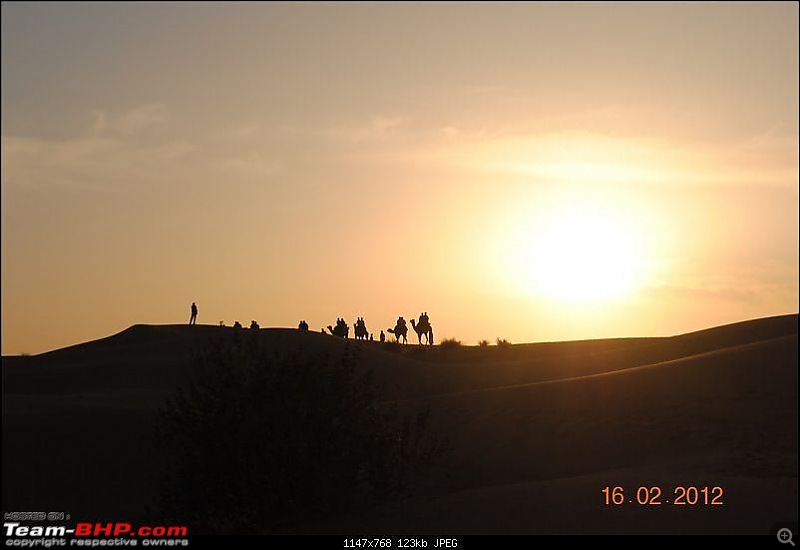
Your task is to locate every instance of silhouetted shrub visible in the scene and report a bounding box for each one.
[439,338,462,349]
[477,340,490,347]
[154,338,445,533]
[496,338,512,347]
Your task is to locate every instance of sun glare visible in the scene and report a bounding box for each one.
[504,201,646,303]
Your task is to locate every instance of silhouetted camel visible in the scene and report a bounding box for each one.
[354,318,369,340]
[327,319,349,338]
[387,320,408,344]
[410,319,434,345]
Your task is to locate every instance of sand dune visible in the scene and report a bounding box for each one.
[2,314,797,533]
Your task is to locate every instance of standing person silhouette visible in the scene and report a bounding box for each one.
[189,302,198,325]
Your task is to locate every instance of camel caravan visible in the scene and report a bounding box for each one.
[324,312,434,345]
[195,301,431,343]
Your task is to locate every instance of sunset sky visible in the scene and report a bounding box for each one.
[2,2,798,354]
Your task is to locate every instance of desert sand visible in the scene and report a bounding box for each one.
[2,314,797,533]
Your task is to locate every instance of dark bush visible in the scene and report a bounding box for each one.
[154,337,445,533]
[439,338,462,349]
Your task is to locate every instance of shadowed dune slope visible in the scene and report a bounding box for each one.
[2,314,797,533]
[310,333,797,534]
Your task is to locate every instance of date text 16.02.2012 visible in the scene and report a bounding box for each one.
[602,486,724,506]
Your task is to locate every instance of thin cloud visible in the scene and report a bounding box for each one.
[91,104,169,136]
[1,105,288,190]
[317,115,405,144]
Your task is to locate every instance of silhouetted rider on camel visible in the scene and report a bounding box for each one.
[411,311,434,345]
[387,316,408,344]
[354,317,369,340]
[327,318,349,338]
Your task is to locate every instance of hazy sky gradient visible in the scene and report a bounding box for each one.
[2,2,798,354]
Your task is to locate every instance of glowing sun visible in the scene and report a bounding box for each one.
[511,205,645,303]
